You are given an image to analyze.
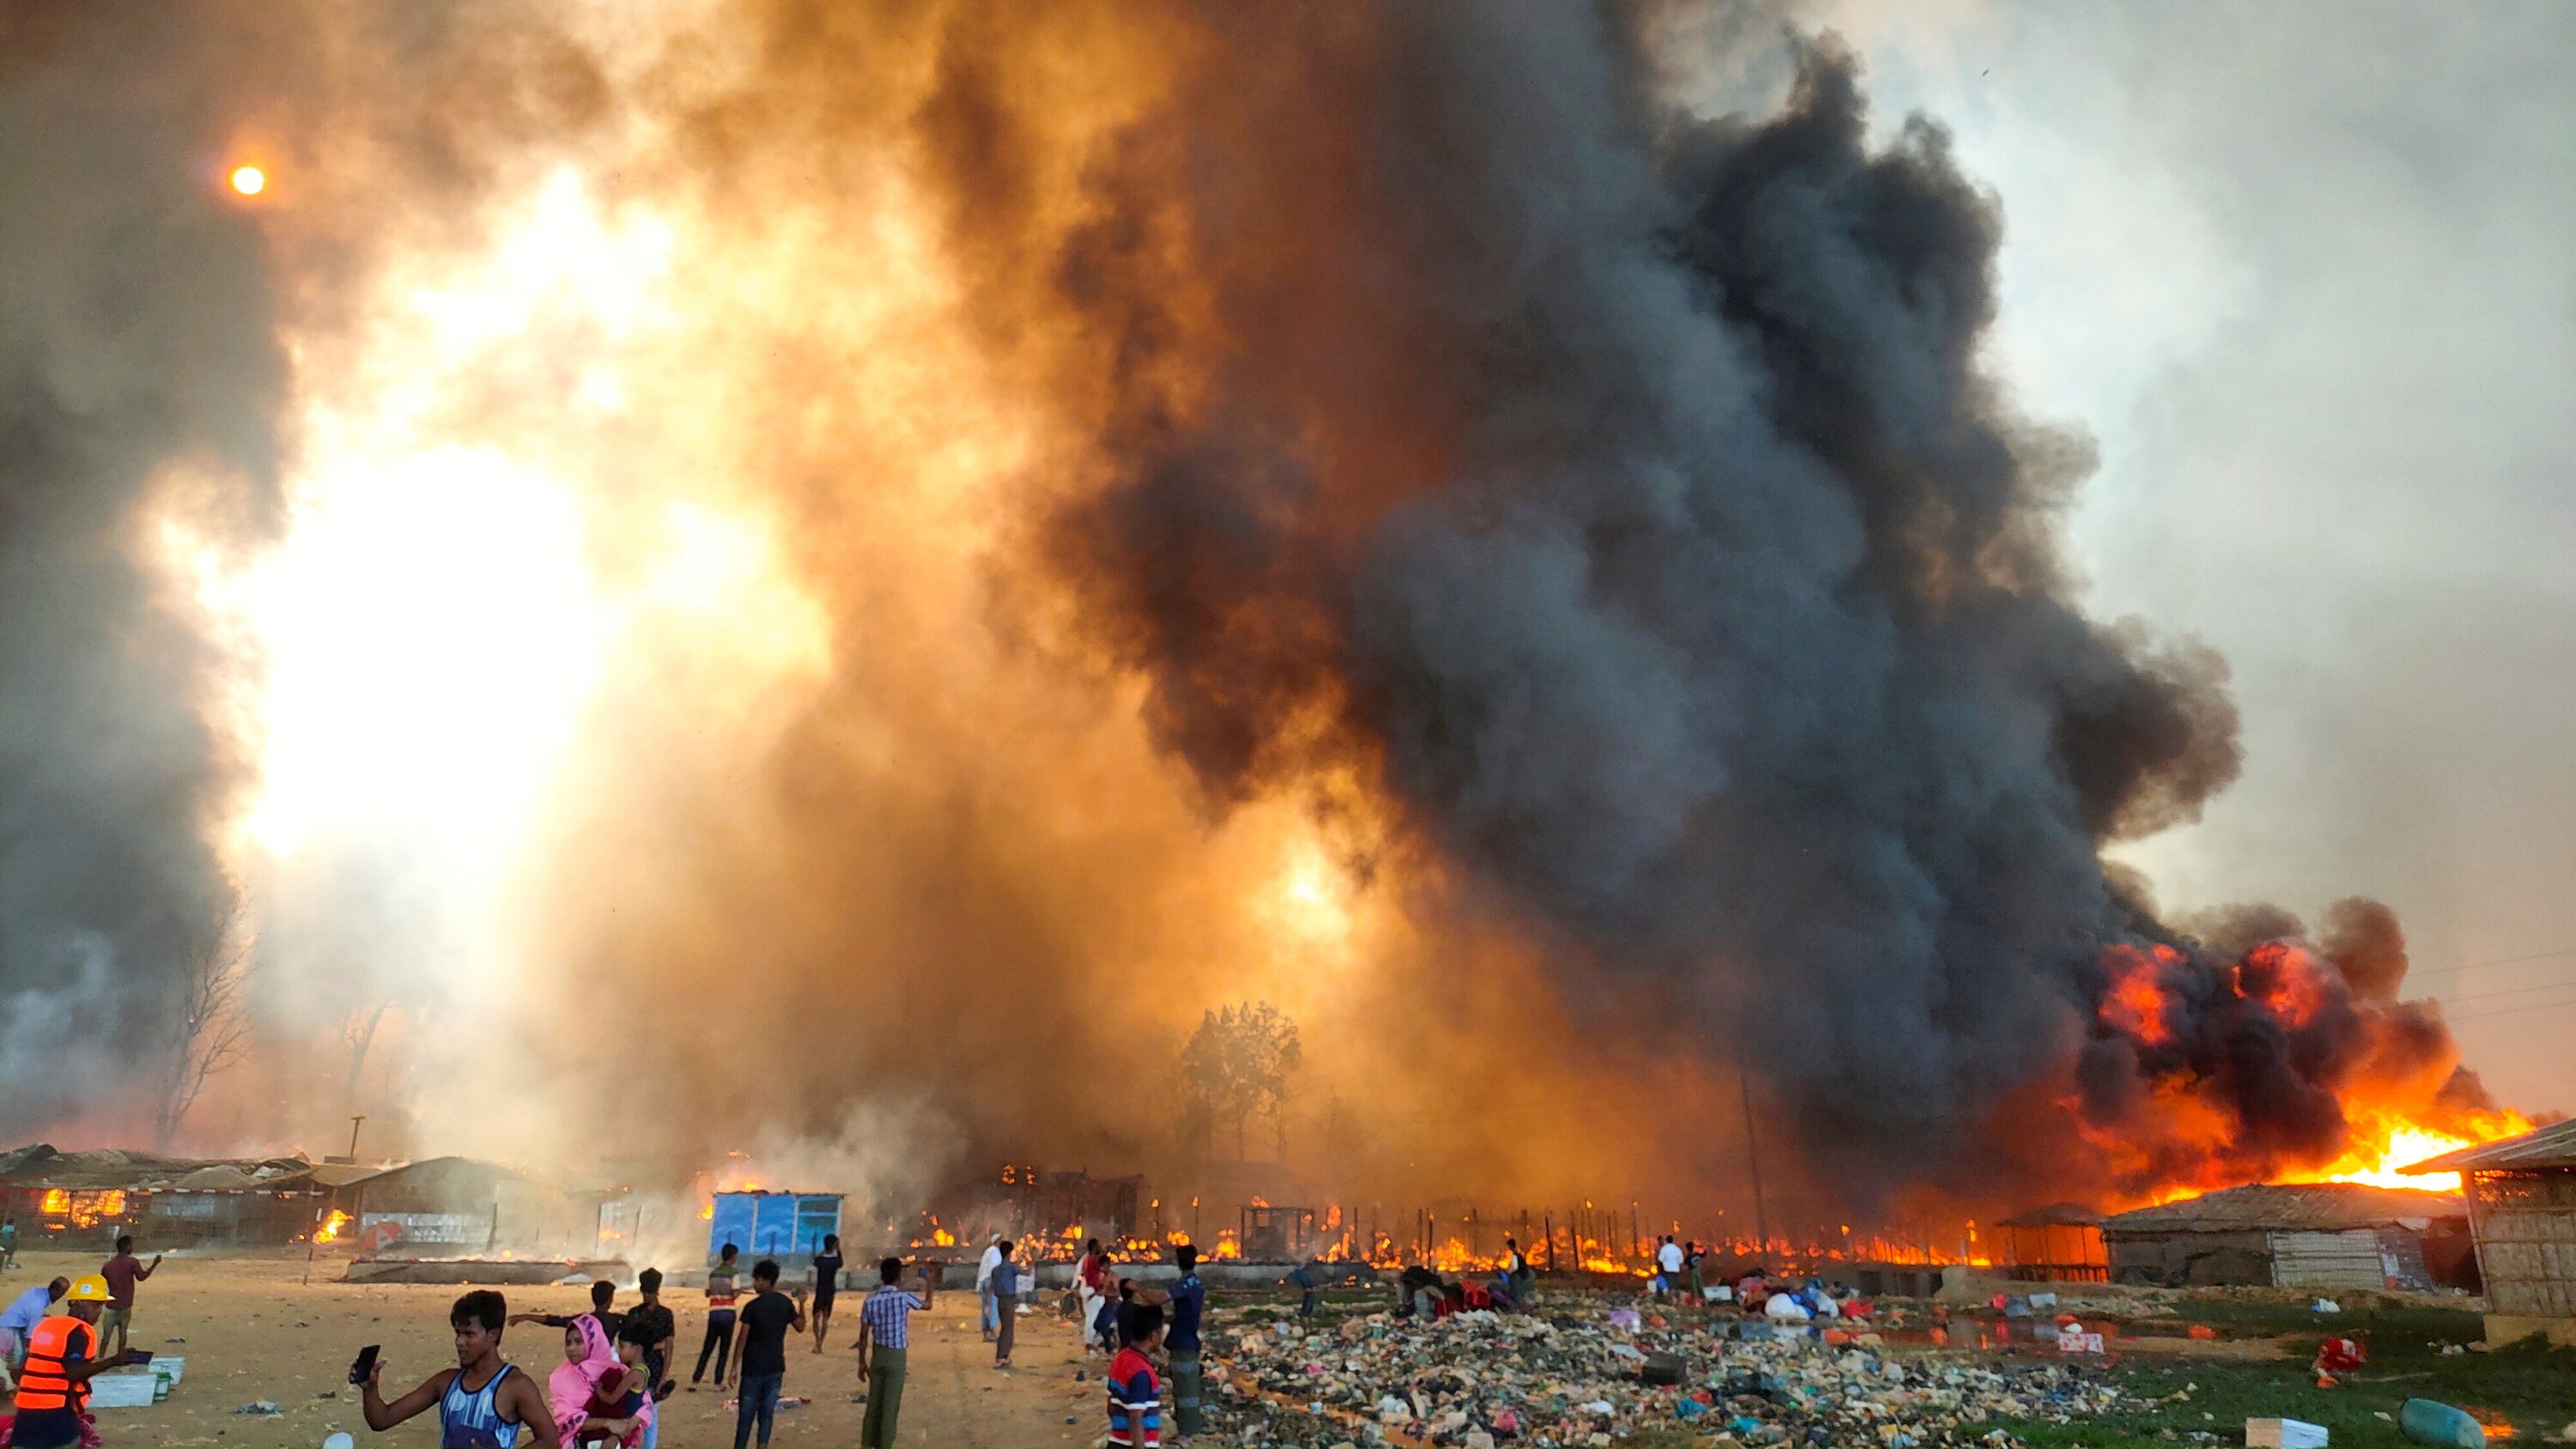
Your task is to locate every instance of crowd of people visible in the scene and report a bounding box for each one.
[0,1224,1251,1449]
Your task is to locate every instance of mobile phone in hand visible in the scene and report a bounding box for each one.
[349,1344,380,1385]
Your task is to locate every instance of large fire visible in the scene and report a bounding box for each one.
[2084,937,2532,1206]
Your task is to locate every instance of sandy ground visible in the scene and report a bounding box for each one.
[2,1250,1097,1448]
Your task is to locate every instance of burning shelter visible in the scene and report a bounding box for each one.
[2403,1118,2576,1346]
[0,1144,351,1248]
[345,1156,612,1259]
[2100,1182,2475,1291]
[1996,1203,2109,1282]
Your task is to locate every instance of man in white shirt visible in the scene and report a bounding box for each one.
[975,1234,1004,1341]
[1655,1236,1684,1299]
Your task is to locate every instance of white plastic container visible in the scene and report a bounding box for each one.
[88,1370,159,1409]
[2248,1417,2330,1449]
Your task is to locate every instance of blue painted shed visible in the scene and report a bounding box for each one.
[708,1191,842,1263]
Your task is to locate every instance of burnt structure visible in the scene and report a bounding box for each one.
[2405,1119,2576,1346]
[2101,1182,2476,1291]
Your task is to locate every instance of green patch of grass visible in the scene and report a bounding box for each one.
[1988,1336,2576,1447]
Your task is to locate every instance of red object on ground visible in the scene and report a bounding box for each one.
[2187,1325,2217,1340]
[1842,1298,1874,1319]
[2313,1337,2368,1373]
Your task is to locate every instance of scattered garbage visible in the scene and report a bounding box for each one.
[2311,1298,2341,1314]
[234,1400,287,1416]
[2054,1323,2105,1354]
[2248,1416,2330,1448]
[2400,1397,2489,1448]
[1200,1302,2147,1447]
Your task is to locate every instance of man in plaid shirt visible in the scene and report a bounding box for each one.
[855,1258,924,1449]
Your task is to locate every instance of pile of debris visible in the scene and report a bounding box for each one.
[1200,1306,2149,1448]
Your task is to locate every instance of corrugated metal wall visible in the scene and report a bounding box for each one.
[2266,1228,2386,1289]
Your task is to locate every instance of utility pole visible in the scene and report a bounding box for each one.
[1739,1066,1770,1258]
[345,1115,367,1161]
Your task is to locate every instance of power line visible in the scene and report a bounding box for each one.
[2409,945,2576,979]
[2446,991,2576,1025]
[2430,969,2576,1007]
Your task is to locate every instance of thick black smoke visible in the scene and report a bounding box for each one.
[0,3,288,1132]
[1027,9,2248,1187]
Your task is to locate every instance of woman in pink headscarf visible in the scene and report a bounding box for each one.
[548,1315,647,1448]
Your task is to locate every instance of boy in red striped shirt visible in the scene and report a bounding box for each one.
[1106,1303,1163,1447]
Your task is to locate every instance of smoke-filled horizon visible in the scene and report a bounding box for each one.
[0,1,2548,1221]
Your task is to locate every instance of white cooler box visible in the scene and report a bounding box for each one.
[88,1369,159,1409]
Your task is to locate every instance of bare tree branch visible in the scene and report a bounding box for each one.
[156,889,253,1150]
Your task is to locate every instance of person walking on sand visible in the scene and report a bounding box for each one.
[361,1288,560,1448]
[989,1240,1021,1370]
[976,1232,1003,1341]
[1655,1234,1684,1300]
[690,1243,741,1390]
[855,1258,924,1449]
[0,1215,19,1271]
[96,1234,159,1359]
[809,1234,843,1354]
[725,1259,804,1449]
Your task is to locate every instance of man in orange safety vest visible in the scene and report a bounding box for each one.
[10,1275,144,1449]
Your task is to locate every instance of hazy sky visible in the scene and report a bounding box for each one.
[1777,2,2576,1111]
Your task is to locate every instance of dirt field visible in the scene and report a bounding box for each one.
[2,1251,1095,1448]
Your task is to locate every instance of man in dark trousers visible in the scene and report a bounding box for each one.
[691,1243,741,1390]
[854,1258,924,1449]
[1165,1243,1206,1442]
[726,1259,805,1449]
[96,1234,160,1359]
[623,1267,679,1446]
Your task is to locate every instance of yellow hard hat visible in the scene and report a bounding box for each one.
[66,1276,110,1302]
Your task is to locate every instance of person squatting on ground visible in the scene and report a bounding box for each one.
[95,1235,159,1360]
[855,1257,924,1449]
[9,1275,147,1449]
[361,1288,561,1448]
[1106,1302,1163,1449]
[690,1243,740,1389]
[726,1258,805,1449]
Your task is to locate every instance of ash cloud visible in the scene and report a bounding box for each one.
[0,3,289,1130]
[993,9,2269,1187]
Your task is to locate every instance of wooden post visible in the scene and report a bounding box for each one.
[1741,1066,1771,1258]
[1543,1213,1556,1273]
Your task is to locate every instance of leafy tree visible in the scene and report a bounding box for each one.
[1180,1001,1302,1161]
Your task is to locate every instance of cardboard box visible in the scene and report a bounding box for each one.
[2247,1417,2329,1448]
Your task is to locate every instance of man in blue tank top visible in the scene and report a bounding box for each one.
[361,1289,560,1447]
